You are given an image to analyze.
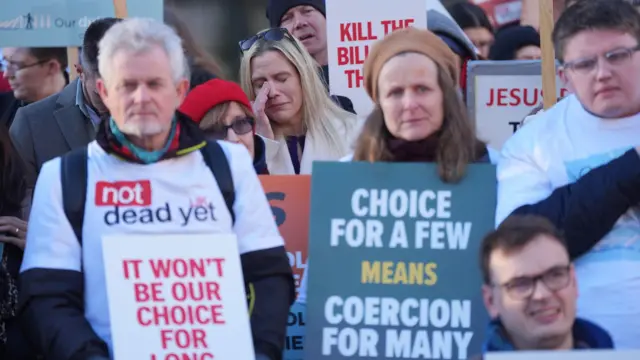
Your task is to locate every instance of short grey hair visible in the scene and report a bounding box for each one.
[98,18,189,85]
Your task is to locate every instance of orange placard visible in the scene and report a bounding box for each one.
[260,175,310,297]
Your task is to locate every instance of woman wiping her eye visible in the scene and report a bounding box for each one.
[238,28,360,175]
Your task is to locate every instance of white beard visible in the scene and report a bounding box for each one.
[119,120,166,137]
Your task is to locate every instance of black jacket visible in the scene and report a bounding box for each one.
[509,149,640,259]
[254,135,269,175]
[0,92,25,129]
[319,65,356,115]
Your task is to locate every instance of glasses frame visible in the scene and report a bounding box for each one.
[204,117,255,140]
[238,27,301,53]
[1,58,49,73]
[562,45,640,74]
[494,264,572,301]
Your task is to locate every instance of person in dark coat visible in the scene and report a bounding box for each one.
[0,47,67,128]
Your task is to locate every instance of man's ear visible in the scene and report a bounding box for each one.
[175,78,190,107]
[558,67,575,93]
[482,284,500,319]
[96,78,108,102]
[46,59,62,76]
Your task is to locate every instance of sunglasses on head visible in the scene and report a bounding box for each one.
[238,28,298,53]
[204,117,255,140]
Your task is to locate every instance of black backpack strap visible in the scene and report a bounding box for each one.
[60,147,88,245]
[200,141,236,224]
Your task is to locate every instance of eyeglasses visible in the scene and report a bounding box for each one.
[204,117,255,140]
[1,59,48,73]
[562,45,640,74]
[238,27,298,53]
[495,265,571,301]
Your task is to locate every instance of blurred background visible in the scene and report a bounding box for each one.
[166,0,518,80]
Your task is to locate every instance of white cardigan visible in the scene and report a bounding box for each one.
[262,117,361,174]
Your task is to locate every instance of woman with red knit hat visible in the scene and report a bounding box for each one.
[179,78,269,174]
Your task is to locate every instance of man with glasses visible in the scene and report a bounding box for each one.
[264,0,356,114]
[0,47,67,127]
[10,18,120,212]
[472,215,613,357]
[496,0,640,349]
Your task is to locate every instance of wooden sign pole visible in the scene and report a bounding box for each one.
[114,0,129,18]
[539,0,557,109]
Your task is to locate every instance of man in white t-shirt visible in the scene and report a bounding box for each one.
[18,18,294,360]
[496,0,640,349]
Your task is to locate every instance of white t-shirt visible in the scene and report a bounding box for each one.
[496,95,640,348]
[21,140,285,354]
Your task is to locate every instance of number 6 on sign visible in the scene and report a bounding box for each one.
[102,233,255,360]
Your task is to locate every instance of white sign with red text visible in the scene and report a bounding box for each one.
[102,234,254,360]
[467,61,571,151]
[326,0,427,119]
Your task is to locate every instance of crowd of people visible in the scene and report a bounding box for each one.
[0,0,638,358]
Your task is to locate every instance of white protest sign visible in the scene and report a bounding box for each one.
[486,350,640,360]
[466,60,571,151]
[102,234,255,360]
[326,0,427,119]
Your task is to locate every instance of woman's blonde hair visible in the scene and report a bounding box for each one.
[239,29,355,157]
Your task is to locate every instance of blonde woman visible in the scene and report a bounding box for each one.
[239,28,359,174]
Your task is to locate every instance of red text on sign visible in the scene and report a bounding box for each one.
[95,180,152,206]
[171,281,221,302]
[134,282,165,302]
[485,87,570,107]
[123,259,143,279]
[149,258,225,278]
[337,45,369,66]
[161,329,208,350]
[137,304,225,326]
[151,353,214,360]
[339,21,377,42]
[344,69,364,88]
[381,18,414,35]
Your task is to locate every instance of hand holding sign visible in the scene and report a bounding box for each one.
[252,83,274,140]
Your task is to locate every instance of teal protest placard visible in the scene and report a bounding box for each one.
[305,162,496,359]
[0,0,163,47]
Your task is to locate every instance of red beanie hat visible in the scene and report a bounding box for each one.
[0,73,11,93]
[179,79,254,123]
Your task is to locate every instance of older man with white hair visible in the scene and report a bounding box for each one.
[18,18,294,360]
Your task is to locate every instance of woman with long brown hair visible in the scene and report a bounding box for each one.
[351,27,492,181]
[298,28,493,308]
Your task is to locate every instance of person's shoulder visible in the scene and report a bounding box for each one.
[501,95,573,155]
[211,140,256,177]
[340,153,353,162]
[37,154,63,186]
[214,140,251,161]
[14,91,63,125]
